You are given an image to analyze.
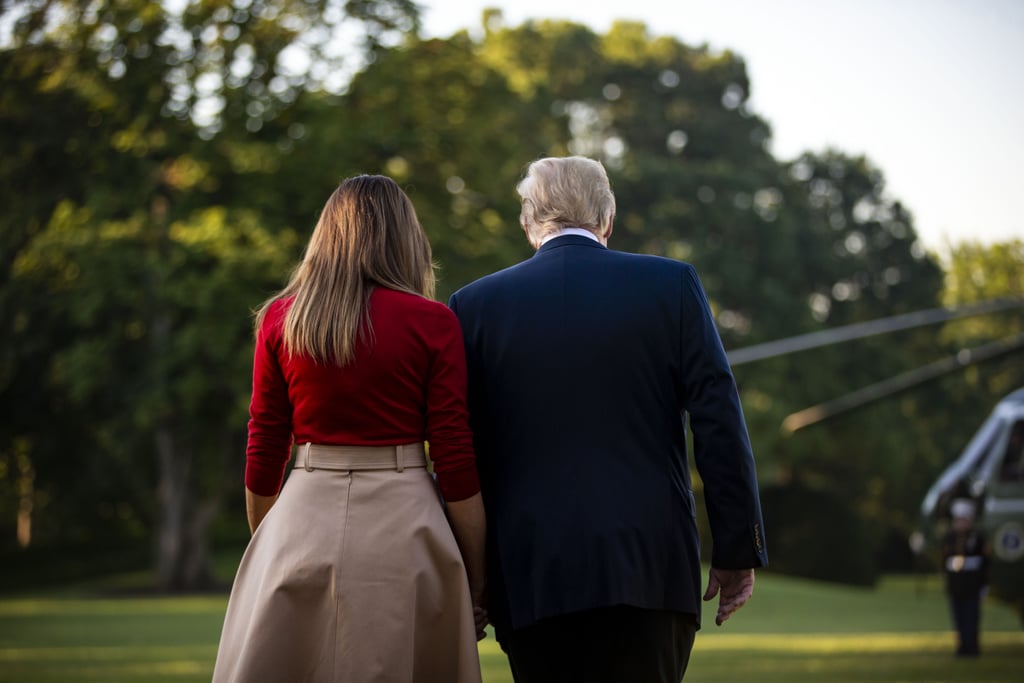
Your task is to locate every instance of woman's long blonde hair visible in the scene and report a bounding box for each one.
[255,175,435,365]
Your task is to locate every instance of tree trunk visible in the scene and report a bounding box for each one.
[156,426,188,590]
[15,441,34,548]
[155,426,218,591]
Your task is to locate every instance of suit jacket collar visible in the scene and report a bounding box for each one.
[534,234,608,256]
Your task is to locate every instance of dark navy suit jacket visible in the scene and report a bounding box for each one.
[448,234,767,637]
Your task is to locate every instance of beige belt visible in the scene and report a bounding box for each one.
[293,442,426,473]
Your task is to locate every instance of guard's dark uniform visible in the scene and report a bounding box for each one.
[940,528,989,656]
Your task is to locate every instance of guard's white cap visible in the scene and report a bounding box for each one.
[951,498,975,520]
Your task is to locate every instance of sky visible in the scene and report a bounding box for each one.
[420,0,1023,253]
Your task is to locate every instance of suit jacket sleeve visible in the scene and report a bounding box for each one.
[679,265,768,569]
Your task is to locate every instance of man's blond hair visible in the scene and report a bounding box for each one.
[516,156,616,247]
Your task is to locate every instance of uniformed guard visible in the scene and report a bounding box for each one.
[940,498,991,657]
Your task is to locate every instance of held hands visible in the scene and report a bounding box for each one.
[473,606,488,641]
[703,567,755,626]
[471,582,488,641]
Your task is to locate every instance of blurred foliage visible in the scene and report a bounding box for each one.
[1,5,1021,590]
[941,240,1024,346]
[0,0,418,590]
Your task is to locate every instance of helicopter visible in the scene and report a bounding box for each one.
[724,296,1024,621]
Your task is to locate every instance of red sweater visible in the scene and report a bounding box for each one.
[245,287,480,501]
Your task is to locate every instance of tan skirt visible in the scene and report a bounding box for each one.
[213,443,482,683]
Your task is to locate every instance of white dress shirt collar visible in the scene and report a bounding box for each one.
[540,227,601,247]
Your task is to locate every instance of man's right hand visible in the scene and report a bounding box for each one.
[703,567,755,626]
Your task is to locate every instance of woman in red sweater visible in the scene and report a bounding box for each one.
[213,175,487,682]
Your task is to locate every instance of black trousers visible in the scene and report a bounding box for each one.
[499,606,699,683]
[949,595,981,656]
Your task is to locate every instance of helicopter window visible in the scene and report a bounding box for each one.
[999,420,1024,483]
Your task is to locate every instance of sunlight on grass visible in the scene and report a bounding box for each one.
[696,631,1024,653]
[0,647,217,683]
[1,662,212,682]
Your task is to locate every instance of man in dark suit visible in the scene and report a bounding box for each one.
[448,156,767,682]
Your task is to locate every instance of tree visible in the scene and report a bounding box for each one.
[277,32,544,298]
[0,0,420,589]
[941,240,1024,348]
[747,151,947,582]
[8,205,299,582]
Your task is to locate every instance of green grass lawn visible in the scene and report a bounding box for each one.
[0,571,1020,682]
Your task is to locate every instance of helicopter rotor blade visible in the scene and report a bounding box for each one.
[780,333,1024,434]
[726,297,1024,367]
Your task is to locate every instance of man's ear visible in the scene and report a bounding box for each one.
[521,217,540,250]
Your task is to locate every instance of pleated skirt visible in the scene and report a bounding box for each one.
[212,451,482,682]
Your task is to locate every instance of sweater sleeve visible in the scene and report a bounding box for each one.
[425,307,481,502]
[245,305,294,496]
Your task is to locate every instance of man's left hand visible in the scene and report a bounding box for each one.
[703,567,755,626]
